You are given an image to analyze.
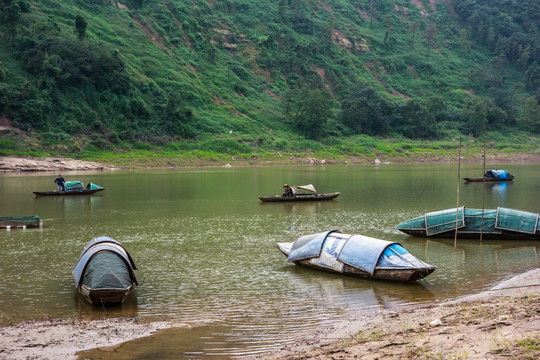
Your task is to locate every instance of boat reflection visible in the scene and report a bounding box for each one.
[74,291,139,319]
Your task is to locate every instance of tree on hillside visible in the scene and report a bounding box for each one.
[75,15,87,40]
[525,62,540,92]
[284,85,334,139]
[518,97,540,133]
[461,97,488,137]
[341,85,392,136]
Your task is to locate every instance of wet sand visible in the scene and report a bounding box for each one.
[0,269,538,359]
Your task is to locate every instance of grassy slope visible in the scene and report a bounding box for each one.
[0,0,537,163]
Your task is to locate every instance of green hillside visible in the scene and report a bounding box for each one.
[0,0,538,162]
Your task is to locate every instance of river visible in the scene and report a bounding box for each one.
[0,163,538,358]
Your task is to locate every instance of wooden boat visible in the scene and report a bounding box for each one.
[33,181,105,196]
[0,215,42,229]
[464,169,514,182]
[259,184,340,202]
[395,207,540,240]
[277,230,436,282]
[72,236,138,305]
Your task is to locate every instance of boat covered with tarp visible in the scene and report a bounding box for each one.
[0,215,42,229]
[464,169,514,182]
[395,207,539,240]
[33,181,105,196]
[259,184,340,202]
[277,230,436,282]
[73,236,138,304]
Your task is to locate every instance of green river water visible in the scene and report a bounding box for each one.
[0,163,538,358]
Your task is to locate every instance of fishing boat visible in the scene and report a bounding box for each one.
[395,207,540,240]
[0,215,42,229]
[72,236,138,305]
[259,184,340,202]
[464,169,514,182]
[33,181,105,196]
[277,230,436,282]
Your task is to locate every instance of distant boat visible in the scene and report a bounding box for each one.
[395,207,540,240]
[33,181,105,196]
[259,184,340,202]
[464,169,514,182]
[277,230,436,282]
[0,215,42,229]
[72,236,138,305]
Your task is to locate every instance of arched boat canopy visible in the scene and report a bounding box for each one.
[72,236,138,287]
[287,230,417,275]
[292,184,317,194]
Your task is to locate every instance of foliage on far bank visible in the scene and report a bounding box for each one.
[0,0,539,153]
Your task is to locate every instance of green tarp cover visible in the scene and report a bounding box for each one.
[496,207,539,234]
[65,181,85,191]
[425,207,465,236]
[461,208,500,233]
[82,252,132,289]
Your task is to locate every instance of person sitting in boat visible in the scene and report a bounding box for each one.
[282,184,294,197]
[54,175,66,191]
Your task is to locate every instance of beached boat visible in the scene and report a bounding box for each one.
[72,236,138,305]
[277,230,436,282]
[259,184,340,202]
[0,215,42,229]
[464,169,514,182]
[33,181,105,196]
[395,207,540,240]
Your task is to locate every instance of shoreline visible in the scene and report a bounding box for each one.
[0,269,538,359]
[0,152,539,172]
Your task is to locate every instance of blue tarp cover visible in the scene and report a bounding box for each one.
[425,207,465,235]
[288,230,339,262]
[496,207,539,234]
[337,235,397,275]
[486,170,512,180]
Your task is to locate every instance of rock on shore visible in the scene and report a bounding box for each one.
[0,156,113,172]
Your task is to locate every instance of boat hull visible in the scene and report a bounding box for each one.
[80,284,133,305]
[0,216,43,228]
[259,192,340,202]
[395,207,540,240]
[277,231,436,283]
[464,177,513,182]
[73,236,138,305]
[33,188,104,196]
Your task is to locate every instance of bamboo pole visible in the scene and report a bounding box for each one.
[455,136,461,250]
[480,124,486,242]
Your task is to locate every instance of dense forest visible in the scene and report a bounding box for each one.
[0,0,539,158]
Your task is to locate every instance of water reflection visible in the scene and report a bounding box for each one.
[463,181,513,205]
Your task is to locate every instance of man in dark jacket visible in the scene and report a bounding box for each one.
[55,175,66,191]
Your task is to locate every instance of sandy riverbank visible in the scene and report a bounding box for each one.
[0,269,538,359]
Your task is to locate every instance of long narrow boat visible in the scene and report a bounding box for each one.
[72,236,138,305]
[277,230,436,282]
[33,181,105,196]
[0,215,43,228]
[259,184,340,202]
[395,207,539,240]
[464,169,514,182]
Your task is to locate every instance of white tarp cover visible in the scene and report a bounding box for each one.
[292,184,316,194]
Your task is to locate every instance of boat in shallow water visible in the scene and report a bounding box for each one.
[277,230,436,282]
[259,184,340,202]
[0,215,42,228]
[395,207,540,240]
[464,169,514,182]
[33,181,104,196]
[72,236,138,305]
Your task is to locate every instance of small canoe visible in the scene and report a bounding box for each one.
[34,181,105,196]
[464,169,514,182]
[259,192,340,202]
[0,215,43,228]
[277,230,436,282]
[72,236,138,305]
[395,207,540,240]
[259,184,339,202]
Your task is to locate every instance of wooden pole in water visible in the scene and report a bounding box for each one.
[480,124,486,242]
[455,136,462,250]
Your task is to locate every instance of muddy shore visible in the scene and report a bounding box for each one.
[0,269,538,360]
